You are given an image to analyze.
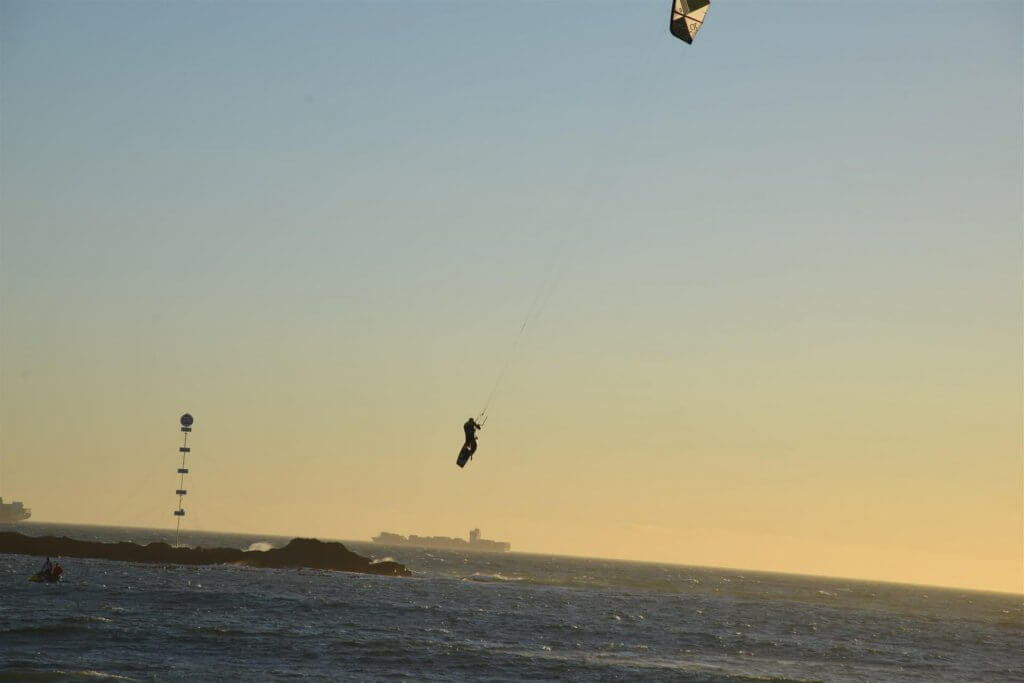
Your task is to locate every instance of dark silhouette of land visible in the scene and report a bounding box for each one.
[0,532,410,576]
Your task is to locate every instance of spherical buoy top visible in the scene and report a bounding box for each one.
[180,413,194,427]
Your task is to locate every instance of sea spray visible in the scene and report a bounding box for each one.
[245,542,274,552]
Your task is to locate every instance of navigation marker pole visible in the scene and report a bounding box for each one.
[173,413,194,547]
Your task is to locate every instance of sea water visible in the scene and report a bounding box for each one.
[1,523,1020,681]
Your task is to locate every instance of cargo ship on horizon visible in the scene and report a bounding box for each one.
[0,498,31,523]
[373,528,510,553]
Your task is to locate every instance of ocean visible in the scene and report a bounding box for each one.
[1,523,1020,681]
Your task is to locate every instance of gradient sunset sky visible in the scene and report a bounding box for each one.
[1,1,1021,593]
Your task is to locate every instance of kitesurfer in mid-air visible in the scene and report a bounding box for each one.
[463,417,482,456]
[457,417,482,467]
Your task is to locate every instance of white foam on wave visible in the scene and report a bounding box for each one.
[59,671,135,680]
[464,572,523,583]
[246,542,274,552]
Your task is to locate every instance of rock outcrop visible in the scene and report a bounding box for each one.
[0,532,410,577]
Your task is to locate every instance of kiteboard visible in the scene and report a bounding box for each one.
[456,446,473,468]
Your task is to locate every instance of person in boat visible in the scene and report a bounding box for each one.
[462,417,482,459]
[39,556,53,578]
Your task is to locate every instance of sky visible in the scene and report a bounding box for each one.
[1,0,1021,594]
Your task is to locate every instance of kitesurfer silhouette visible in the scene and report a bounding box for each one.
[457,417,482,467]
[464,417,481,453]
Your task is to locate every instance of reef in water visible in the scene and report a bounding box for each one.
[0,532,410,577]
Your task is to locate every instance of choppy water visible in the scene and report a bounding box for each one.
[1,523,1021,681]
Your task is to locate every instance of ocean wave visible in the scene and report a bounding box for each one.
[0,623,95,637]
[463,572,525,583]
[64,616,114,624]
[0,670,136,681]
[490,645,824,682]
[448,568,709,595]
[245,542,274,552]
